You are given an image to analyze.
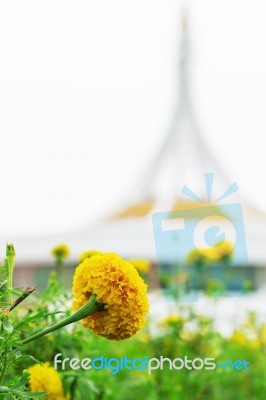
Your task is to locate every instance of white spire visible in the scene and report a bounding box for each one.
[135,11,230,205]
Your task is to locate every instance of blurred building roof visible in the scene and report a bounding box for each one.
[6,13,266,266]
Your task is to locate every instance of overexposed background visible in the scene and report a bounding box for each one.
[0,0,265,236]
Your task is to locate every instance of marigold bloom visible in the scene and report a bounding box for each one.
[213,240,233,259]
[200,247,219,260]
[127,259,151,274]
[231,331,259,350]
[28,362,66,400]
[160,314,183,327]
[187,240,233,265]
[186,248,206,265]
[51,244,70,259]
[72,253,149,340]
[79,249,104,263]
[259,325,266,344]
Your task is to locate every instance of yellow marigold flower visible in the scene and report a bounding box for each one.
[199,241,233,261]
[160,314,183,327]
[187,241,233,264]
[72,253,149,340]
[213,240,233,259]
[79,249,104,263]
[138,332,151,344]
[259,325,266,344]
[201,247,219,260]
[187,247,218,263]
[231,331,259,350]
[127,259,151,274]
[231,331,247,347]
[248,338,260,350]
[180,330,195,341]
[28,362,67,400]
[186,248,206,265]
[51,244,70,259]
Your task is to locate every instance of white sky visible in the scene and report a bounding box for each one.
[0,0,266,236]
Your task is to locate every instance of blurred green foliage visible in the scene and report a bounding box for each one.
[1,252,266,399]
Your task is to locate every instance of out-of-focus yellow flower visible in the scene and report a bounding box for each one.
[180,330,195,341]
[201,247,219,260]
[186,248,206,265]
[160,314,183,327]
[213,240,233,259]
[72,253,149,340]
[28,362,67,400]
[79,249,104,263]
[138,332,151,344]
[128,259,151,274]
[231,331,259,350]
[259,325,266,344]
[247,338,260,350]
[231,331,248,347]
[187,241,233,265]
[51,244,70,260]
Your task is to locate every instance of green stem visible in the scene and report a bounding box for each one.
[56,257,63,279]
[6,245,16,305]
[0,350,7,385]
[21,295,104,346]
[6,259,13,305]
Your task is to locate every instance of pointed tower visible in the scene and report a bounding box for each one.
[7,12,266,267]
[114,11,231,220]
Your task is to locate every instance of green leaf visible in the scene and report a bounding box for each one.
[15,351,22,359]
[2,317,13,334]
[79,378,99,394]
[9,379,28,390]
[14,310,64,330]
[18,354,42,365]
[12,390,47,399]
[0,280,7,290]
[4,393,14,400]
